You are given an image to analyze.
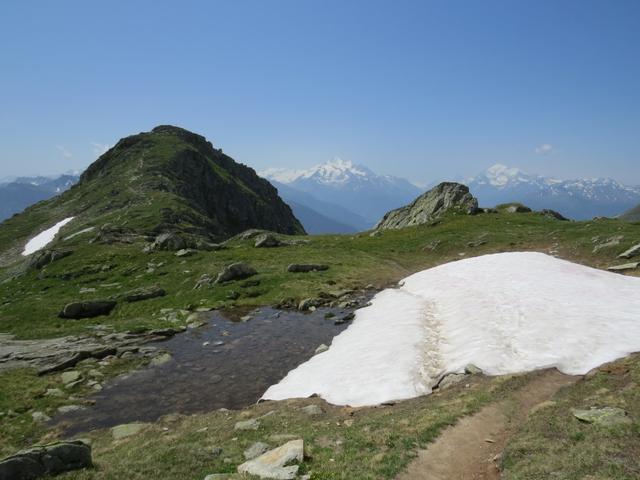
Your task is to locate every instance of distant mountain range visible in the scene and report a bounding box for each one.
[467,164,640,220]
[0,174,79,221]
[261,158,422,232]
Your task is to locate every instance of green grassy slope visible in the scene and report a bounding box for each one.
[1,211,638,339]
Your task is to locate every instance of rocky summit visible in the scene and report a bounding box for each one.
[375,182,478,230]
[0,126,304,263]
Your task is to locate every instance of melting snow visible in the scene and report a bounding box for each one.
[22,217,74,256]
[262,252,640,406]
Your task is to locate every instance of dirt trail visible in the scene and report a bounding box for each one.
[397,369,577,480]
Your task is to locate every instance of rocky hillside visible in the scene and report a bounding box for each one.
[375,182,478,230]
[620,203,640,222]
[0,126,304,259]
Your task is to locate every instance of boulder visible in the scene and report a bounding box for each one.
[504,204,532,213]
[150,232,188,251]
[287,264,329,273]
[300,405,323,416]
[375,182,478,230]
[255,234,282,248]
[58,301,117,319]
[618,243,640,259]
[464,364,483,375]
[0,440,92,480]
[27,249,73,270]
[237,439,304,480]
[215,263,257,284]
[122,286,166,302]
[572,407,632,426]
[607,262,639,272]
[540,209,569,221]
[435,372,467,390]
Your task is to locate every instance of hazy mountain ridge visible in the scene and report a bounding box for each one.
[0,174,79,221]
[468,164,640,219]
[262,158,422,227]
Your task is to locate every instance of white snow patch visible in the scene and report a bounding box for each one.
[262,252,640,406]
[22,217,74,256]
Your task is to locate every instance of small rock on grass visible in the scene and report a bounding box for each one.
[234,418,260,431]
[300,404,323,416]
[111,422,150,440]
[237,439,304,480]
[572,407,632,426]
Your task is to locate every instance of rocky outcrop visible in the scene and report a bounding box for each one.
[540,209,569,221]
[375,182,478,230]
[122,286,166,303]
[254,233,282,248]
[58,300,117,319]
[0,441,92,480]
[27,249,73,270]
[215,263,257,284]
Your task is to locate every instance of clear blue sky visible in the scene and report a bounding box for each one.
[1,0,639,183]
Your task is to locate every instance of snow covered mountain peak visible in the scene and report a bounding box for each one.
[262,158,373,186]
[468,164,640,219]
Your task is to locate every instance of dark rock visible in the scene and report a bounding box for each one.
[334,312,355,325]
[287,264,329,273]
[215,263,258,283]
[37,347,116,376]
[150,232,187,251]
[122,286,166,303]
[0,440,92,480]
[254,233,282,248]
[540,209,569,221]
[375,182,478,230]
[500,203,532,213]
[27,250,73,270]
[58,301,117,319]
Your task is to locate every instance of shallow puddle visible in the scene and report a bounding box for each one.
[56,306,353,435]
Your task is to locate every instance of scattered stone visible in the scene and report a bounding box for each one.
[57,405,85,414]
[297,298,325,311]
[593,235,624,253]
[122,286,166,302]
[31,411,51,423]
[215,263,258,284]
[315,344,329,355]
[300,405,323,416]
[255,234,282,248]
[244,442,271,460]
[464,364,483,375]
[0,440,92,479]
[175,248,197,257]
[150,353,172,367]
[58,300,117,319]
[45,388,64,398]
[234,419,260,431]
[287,264,329,273]
[237,439,304,480]
[111,422,150,440]
[618,243,640,259]
[61,370,82,385]
[607,262,640,272]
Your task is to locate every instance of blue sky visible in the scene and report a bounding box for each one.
[1,0,639,184]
